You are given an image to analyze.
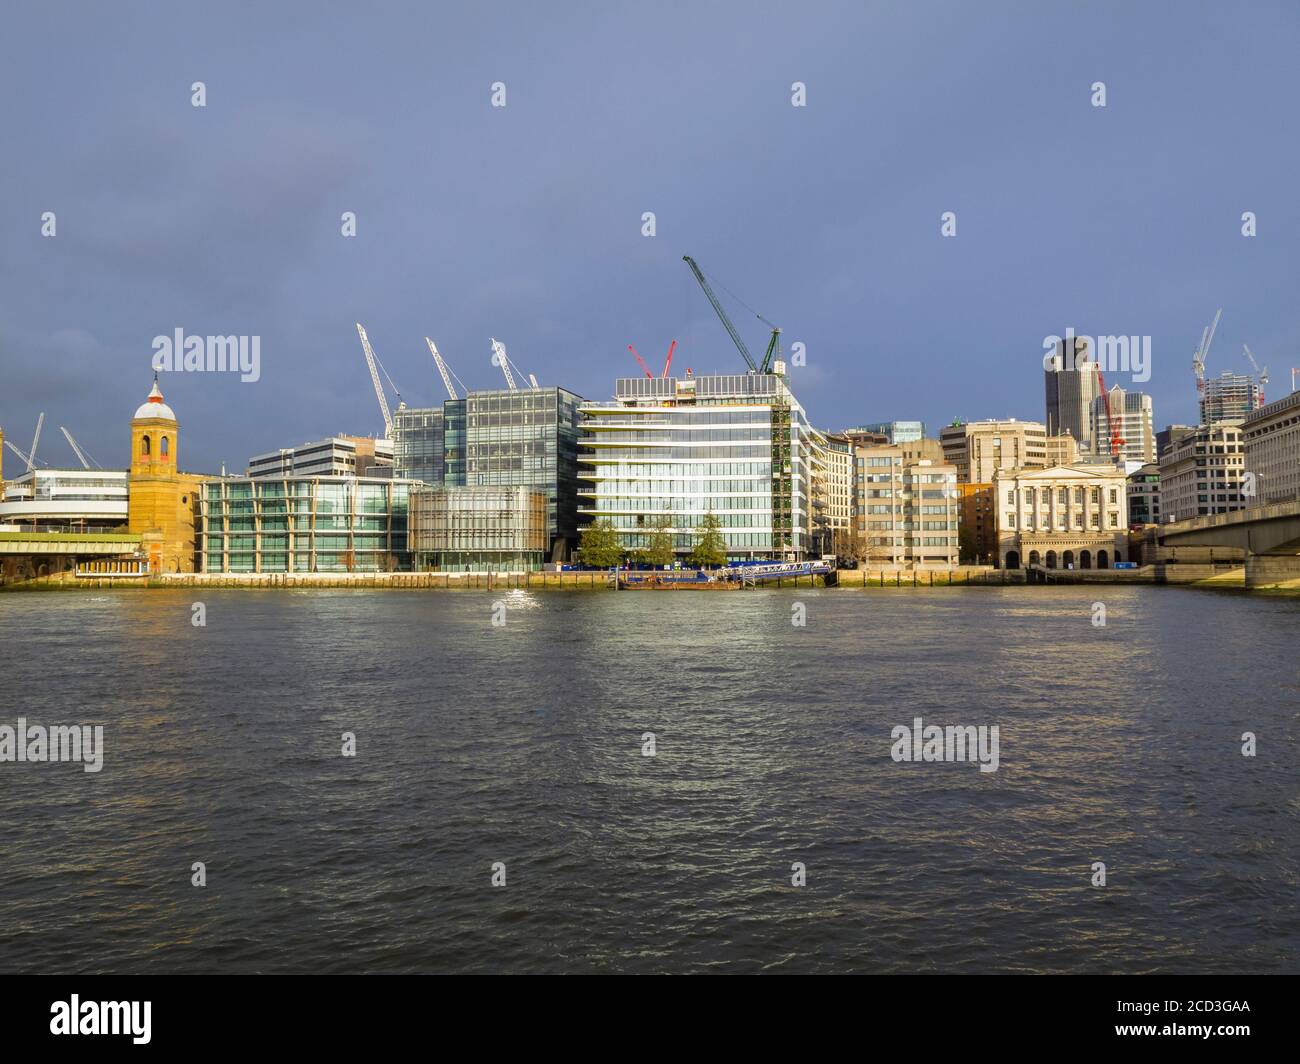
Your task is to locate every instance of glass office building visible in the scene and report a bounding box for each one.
[408,485,547,572]
[198,475,415,572]
[580,373,823,560]
[393,387,584,560]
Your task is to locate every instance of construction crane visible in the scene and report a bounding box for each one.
[425,337,462,400]
[489,338,518,390]
[662,339,676,377]
[627,344,654,379]
[1095,365,1125,460]
[25,413,44,472]
[60,426,99,469]
[355,323,397,437]
[1192,308,1222,399]
[682,255,782,373]
[4,439,34,467]
[1242,344,1268,406]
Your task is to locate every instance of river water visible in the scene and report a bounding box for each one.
[0,586,1296,973]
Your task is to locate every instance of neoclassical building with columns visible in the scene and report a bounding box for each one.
[993,464,1130,569]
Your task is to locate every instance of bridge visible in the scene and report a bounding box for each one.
[0,528,142,583]
[1159,500,1300,589]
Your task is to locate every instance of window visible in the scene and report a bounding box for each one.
[161,436,170,457]
[141,435,150,456]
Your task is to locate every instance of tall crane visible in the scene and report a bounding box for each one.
[1242,344,1268,406]
[426,338,461,400]
[490,338,518,390]
[356,323,395,437]
[1192,308,1222,399]
[60,426,98,469]
[1095,366,1125,460]
[682,255,782,373]
[627,345,654,379]
[26,412,44,472]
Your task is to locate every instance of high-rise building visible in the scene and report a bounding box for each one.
[1157,422,1245,522]
[580,372,820,560]
[1201,372,1261,426]
[392,386,585,560]
[853,444,959,567]
[1090,385,1155,463]
[940,419,1047,483]
[1242,388,1300,505]
[1044,337,1100,452]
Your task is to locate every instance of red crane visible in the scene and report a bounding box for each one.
[627,340,679,379]
[1095,362,1125,458]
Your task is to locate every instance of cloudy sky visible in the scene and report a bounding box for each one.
[1,0,1297,472]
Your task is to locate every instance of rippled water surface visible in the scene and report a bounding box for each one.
[1,586,1297,973]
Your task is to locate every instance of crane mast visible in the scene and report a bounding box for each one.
[60,426,96,469]
[27,412,44,472]
[683,256,759,372]
[426,338,458,400]
[490,338,518,390]
[355,323,393,437]
[1193,308,1222,398]
[1242,344,1268,406]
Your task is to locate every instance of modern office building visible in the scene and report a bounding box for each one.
[993,464,1130,569]
[1242,388,1300,505]
[392,386,584,560]
[1044,337,1100,452]
[0,468,129,529]
[408,485,547,572]
[1201,372,1261,426]
[852,421,925,445]
[580,372,822,560]
[854,444,959,567]
[1157,422,1245,523]
[247,436,393,479]
[1127,463,1161,526]
[1090,385,1155,463]
[940,419,1048,483]
[197,475,415,572]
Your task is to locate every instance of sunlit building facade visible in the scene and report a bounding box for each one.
[198,475,414,572]
[580,373,821,560]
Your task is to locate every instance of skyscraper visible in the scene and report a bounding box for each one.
[1090,385,1155,463]
[1044,337,1100,452]
[1200,372,1261,426]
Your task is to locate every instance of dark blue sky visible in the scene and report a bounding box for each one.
[2,0,1297,472]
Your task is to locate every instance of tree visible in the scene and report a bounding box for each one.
[577,519,624,568]
[637,515,676,568]
[830,528,869,565]
[687,510,728,568]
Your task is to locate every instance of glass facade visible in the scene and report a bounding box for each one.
[392,387,584,559]
[580,374,821,560]
[198,476,413,572]
[408,485,547,572]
